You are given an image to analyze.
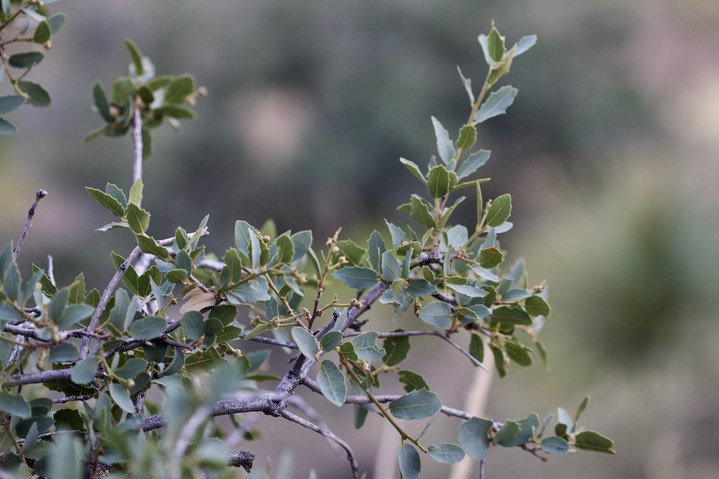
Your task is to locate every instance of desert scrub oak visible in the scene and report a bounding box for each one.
[0,5,614,477]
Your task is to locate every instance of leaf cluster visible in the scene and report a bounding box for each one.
[0,0,65,134]
[0,19,614,479]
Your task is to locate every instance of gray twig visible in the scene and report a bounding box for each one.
[13,188,47,260]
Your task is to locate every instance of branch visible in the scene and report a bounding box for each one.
[300,377,474,421]
[132,96,143,184]
[227,451,255,472]
[344,329,486,370]
[79,245,142,358]
[12,188,47,260]
[279,409,359,479]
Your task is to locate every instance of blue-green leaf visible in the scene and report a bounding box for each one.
[431,116,455,164]
[129,316,166,340]
[71,356,99,385]
[333,267,377,290]
[406,279,435,297]
[457,150,491,179]
[459,417,493,460]
[181,311,205,341]
[291,327,319,359]
[381,251,401,282]
[320,331,343,352]
[426,165,451,199]
[486,194,512,227]
[399,158,426,184]
[540,436,571,454]
[419,301,453,329]
[428,443,465,464]
[0,392,31,418]
[389,389,441,420]
[317,360,346,407]
[350,331,385,362]
[226,276,271,304]
[446,283,487,298]
[367,230,386,272]
[474,86,518,123]
[0,95,25,114]
[291,230,313,262]
[109,384,135,414]
[398,443,421,479]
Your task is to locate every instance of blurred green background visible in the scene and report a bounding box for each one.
[2,0,719,477]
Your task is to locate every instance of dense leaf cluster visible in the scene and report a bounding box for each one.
[0,13,613,479]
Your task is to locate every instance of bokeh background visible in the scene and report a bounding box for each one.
[2,1,719,478]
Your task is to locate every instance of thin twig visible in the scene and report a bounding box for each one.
[132,96,143,184]
[279,409,359,479]
[227,452,254,472]
[79,246,142,358]
[12,188,47,259]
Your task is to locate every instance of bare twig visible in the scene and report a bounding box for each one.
[13,188,47,260]
[132,96,143,184]
[79,245,142,358]
[227,451,254,472]
[279,409,359,479]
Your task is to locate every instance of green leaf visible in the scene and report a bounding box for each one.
[67,274,85,305]
[399,158,427,184]
[487,27,506,62]
[124,39,145,78]
[108,384,135,413]
[398,443,421,479]
[337,342,358,361]
[274,233,295,264]
[129,177,143,205]
[574,431,615,454]
[0,117,17,134]
[409,195,436,229]
[419,301,453,329]
[181,311,205,341]
[459,417,493,460]
[367,230,386,272]
[317,360,346,407]
[320,331,343,352]
[184,348,228,373]
[71,356,99,385]
[9,51,44,68]
[541,436,571,454]
[428,443,465,464]
[333,267,377,290]
[479,247,503,268]
[397,370,429,393]
[426,165,451,199]
[493,420,522,446]
[575,396,590,424]
[383,331,410,367]
[126,204,150,235]
[457,150,491,180]
[91,81,112,121]
[389,389,441,420]
[486,194,512,227]
[129,316,166,340]
[85,187,125,217]
[291,327,319,359]
[469,334,484,363]
[111,77,135,105]
[49,343,79,363]
[0,95,25,114]
[164,74,196,104]
[336,239,365,266]
[491,306,531,326]
[155,104,197,120]
[526,295,551,316]
[136,234,170,259]
[431,116,455,164]
[222,249,243,285]
[33,20,51,43]
[455,125,477,150]
[474,86,518,123]
[0,392,31,418]
[165,268,188,284]
[350,331,385,362]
